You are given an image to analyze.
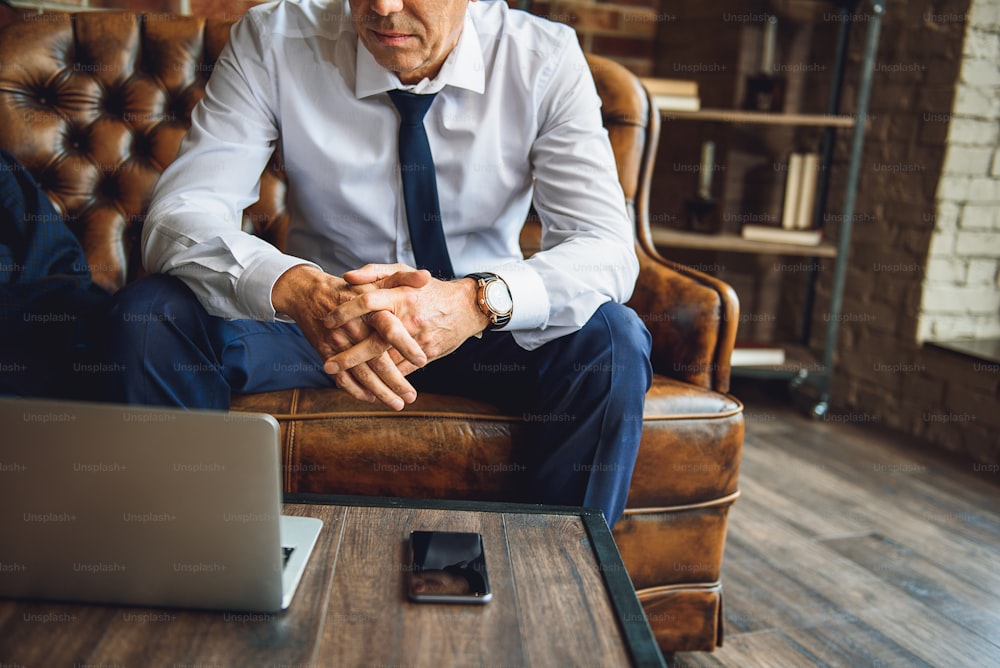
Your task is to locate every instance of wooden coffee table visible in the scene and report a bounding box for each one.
[0,495,666,667]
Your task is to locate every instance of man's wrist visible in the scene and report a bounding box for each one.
[464,277,491,336]
[271,264,330,318]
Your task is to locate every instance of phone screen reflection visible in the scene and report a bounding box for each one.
[408,531,491,602]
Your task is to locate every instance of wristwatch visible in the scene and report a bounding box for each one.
[466,272,513,330]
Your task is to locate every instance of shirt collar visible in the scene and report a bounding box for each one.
[354,8,485,98]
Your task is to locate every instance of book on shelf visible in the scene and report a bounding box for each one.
[781,153,803,230]
[731,342,786,367]
[639,77,701,112]
[650,95,701,112]
[639,77,698,97]
[740,150,823,245]
[780,151,821,230]
[741,223,823,246]
[794,152,821,230]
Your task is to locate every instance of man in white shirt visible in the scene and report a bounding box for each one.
[109,0,651,525]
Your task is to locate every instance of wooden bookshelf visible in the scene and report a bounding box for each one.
[652,227,838,258]
[660,108,857,128]
[640,2,886,417]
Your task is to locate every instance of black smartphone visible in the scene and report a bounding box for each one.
[407,530,492,604]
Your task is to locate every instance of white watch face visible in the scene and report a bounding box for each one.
[484,280,513,316]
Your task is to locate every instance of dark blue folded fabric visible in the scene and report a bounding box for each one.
[0,149,112,398]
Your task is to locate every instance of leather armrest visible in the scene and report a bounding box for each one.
[619,71,738,394]
[627,243,739,393]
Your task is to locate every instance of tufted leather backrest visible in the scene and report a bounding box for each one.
[0,12,651,294]
[0,12,287,292]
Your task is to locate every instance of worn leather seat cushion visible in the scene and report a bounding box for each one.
[230,374,742,507]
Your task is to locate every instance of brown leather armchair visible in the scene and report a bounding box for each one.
[0,11,743,654]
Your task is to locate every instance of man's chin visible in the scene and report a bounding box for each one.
[365,46,411,70]
[374,56,428,82]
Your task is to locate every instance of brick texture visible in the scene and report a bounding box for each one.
[917,0,1000,351]
[530,0,663,75]
[832,0,1000,465]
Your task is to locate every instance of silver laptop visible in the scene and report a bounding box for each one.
[0,397,322,612]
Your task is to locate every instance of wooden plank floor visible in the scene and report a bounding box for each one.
[669,384,1000,668]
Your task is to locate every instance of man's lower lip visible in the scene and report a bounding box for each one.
[372,30,414,45]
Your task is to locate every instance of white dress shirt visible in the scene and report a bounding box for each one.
[143,0,637,350]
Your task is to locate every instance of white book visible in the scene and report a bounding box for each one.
[731,344,786,366]
[795,153,821,230]
[741,224,823,246]
[781,153,804,230]
[650,94,701,112]
[639,77,699,98]
[640,77,702,112]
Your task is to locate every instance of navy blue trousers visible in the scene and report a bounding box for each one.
[108,274,652,525]
[0,149,111,399]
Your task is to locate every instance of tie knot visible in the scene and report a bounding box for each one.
[388,89,437,126]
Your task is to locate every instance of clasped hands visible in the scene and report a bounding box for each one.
[271,263,489,411]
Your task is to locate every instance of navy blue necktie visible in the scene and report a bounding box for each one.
[388,90,454,279]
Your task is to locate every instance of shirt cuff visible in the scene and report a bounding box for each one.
[237,253,321,322]
[495,262,548,332]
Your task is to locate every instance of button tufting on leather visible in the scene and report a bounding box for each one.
[0,13,289,290]
[66,125,88,153]
[99,175,121,200]
[102,86,126,120]
[167,92,192,125]
[32,78,66,112]
[131,132,152,159]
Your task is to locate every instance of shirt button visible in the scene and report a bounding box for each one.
[403,243,412,251]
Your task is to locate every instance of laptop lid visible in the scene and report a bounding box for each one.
[0,397,320,612]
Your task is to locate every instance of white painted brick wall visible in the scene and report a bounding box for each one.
[917,315,979,341]
[963,25,999,59]
[927,229,957,257]
[961,203,1000,229]
[936,175,1000,201]
[947,117,1000,144]
[955,230,1000,255]
[961,60,1000,88]
[918,0,1000,344]
[922,285,1000,313]
[936,201,963,228]
[925,257,968,282]
[968,258,999,283]
[970,0,1000,29]
[840,1,1000,466]
[952,85,1000,118]
[969,176,1000,200]
[942,145,995,174]
[974,319,1000,337]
